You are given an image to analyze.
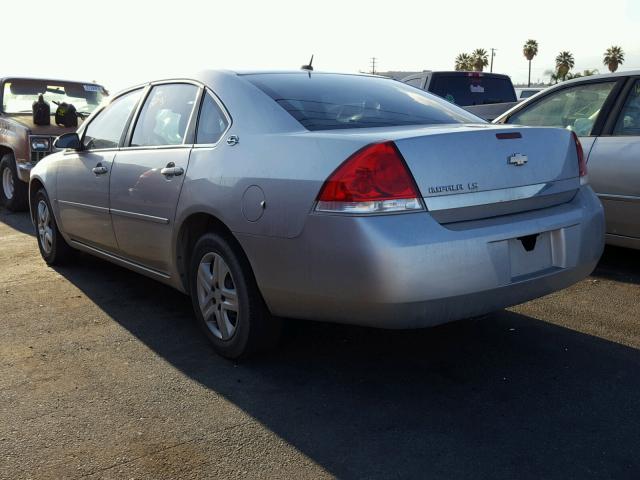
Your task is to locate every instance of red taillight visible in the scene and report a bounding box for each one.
[316,142,423,214]
[572,131,588,178]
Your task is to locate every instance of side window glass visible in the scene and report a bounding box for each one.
[196,92,229,144]
[508,81,616,136]
[613,80,640,136]
[131,84,198,147]
[82,89,142,150]
[404,78,422,88]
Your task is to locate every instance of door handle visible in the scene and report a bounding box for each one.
[92,163,108,175]
[160,162,184,177]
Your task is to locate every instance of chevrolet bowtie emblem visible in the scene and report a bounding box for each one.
[508,153,528,166]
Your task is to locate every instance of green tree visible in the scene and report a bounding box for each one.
[454,53,473,71]
[555,51,575,81]
[523,39,539,87]
[471,49,489,72]
[603,46,624,73]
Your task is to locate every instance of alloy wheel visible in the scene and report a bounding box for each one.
[196,252,239,340]
[37,200,53,254]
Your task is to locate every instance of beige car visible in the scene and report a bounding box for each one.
[0,77,107,210]
[496,71,640,249]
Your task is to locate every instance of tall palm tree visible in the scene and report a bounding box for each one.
[454,53,473,71]
[523,39,539,87]
[555,51,575,81]
[603,46,624,73]
[471,49,489,72]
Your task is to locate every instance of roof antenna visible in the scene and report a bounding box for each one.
[301,55,314,72]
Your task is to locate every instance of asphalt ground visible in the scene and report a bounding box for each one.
[1,208,639,479]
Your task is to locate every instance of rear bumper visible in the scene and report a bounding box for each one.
[238,186,604,328]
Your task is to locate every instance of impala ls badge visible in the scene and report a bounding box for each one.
[508,153,528,166]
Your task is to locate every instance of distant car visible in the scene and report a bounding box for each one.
[495,71,640,249]
[30,71,604,359]
[0,77,108,210]
[401,71,518,120]
[515,87,542,101]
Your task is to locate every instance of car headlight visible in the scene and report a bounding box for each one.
[30,137,51,151]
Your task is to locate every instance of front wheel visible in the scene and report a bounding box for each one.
[33,188,73,265]
[189,232,281,359]
[0,153,28,211]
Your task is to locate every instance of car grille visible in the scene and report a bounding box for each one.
[30,150,50,163]
[30,136,55,164]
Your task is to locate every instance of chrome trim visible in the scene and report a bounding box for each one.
[67,148,118,155]
[117,144,191,152]
[110,208,169,224]
[598,193,639,203]
[57,199,109,213]
[424,183,549,211]
[69,240,170,279]
[58,199,170,224]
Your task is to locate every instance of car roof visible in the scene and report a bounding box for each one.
[231,69,383,79]
[0,76,105,87]
[419,70,512,78]
[548,70,640,87]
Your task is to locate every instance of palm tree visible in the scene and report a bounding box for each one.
[555,51,575,81]
[523,39,539,87]
[454,53,473,71]
[471,49,489,72]
[603,46,624,73]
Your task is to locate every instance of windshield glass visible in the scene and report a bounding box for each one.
[2,79,108,114]
[429,74,516,106]
[245,73,481,131]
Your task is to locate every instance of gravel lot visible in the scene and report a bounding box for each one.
[1,208,639,479]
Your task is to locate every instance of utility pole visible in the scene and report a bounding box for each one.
[370,57,377,75]
[489,48,497,72]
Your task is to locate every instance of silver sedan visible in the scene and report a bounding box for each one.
[30,71,604,359]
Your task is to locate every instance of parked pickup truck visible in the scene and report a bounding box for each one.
[401,71,518,121]
[0,77,108,210]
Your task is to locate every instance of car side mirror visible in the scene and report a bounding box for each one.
[54,132,82,150]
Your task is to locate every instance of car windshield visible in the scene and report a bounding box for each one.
[429,73,517,106]
[244,73,481,131]
[2,79,108,115]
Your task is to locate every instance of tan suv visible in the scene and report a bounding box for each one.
[0,77,108,210]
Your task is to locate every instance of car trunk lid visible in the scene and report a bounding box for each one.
[393,126,580,223]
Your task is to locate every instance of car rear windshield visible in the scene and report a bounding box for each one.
[244,73,480,131]
[429,73,516,106]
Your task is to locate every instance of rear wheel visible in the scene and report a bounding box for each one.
[0,153,28,211]
[189,232,281,359]
[34,188,73,265]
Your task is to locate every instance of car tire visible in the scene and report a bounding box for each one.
[0,153,29,211]
[189,232,281,360]
[33,188,73,265]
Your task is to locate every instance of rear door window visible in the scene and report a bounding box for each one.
[131,83,199,147]
[508,81,616,136]
[429,74,516,106]
[613,79,640,136]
